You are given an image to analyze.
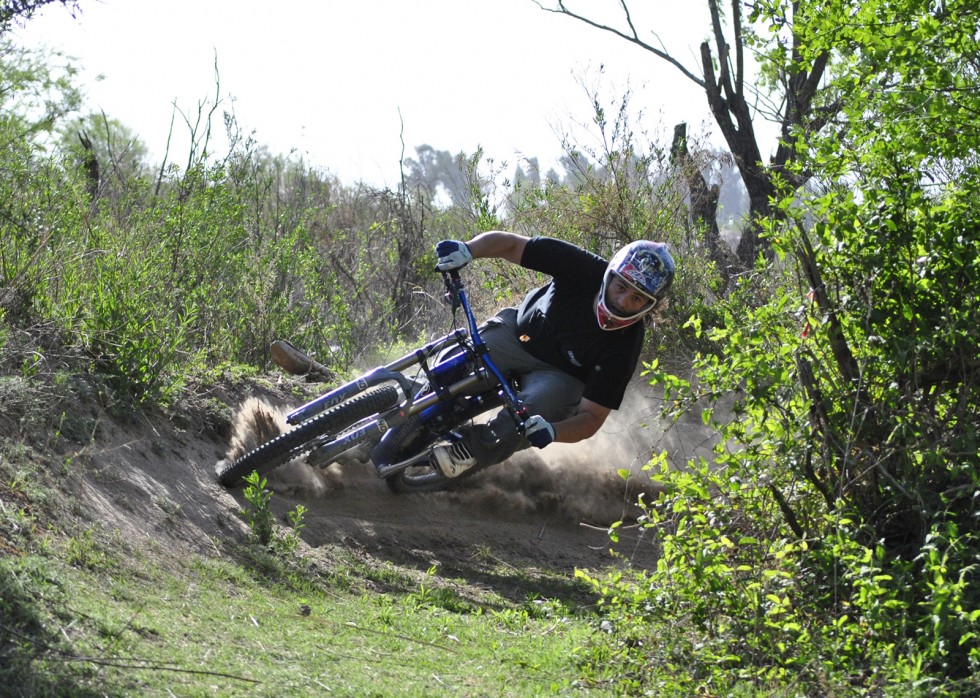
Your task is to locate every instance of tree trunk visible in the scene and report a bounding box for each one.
[671,123,735,288]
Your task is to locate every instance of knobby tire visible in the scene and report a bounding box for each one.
[217,385,399,486]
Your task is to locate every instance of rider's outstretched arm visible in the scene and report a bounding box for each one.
[436,231,528,271]
[464,231,528,265]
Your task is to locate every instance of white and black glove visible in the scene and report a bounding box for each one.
[523,415,555,449]
[435,239,473,271]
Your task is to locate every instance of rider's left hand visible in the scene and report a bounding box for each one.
[524,415,555,448]
[435,240,473,271]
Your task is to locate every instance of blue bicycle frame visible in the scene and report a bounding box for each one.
[279,269,530,477]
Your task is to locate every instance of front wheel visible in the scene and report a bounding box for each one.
[217,385,399,486]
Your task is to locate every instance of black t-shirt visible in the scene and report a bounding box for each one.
[515,237,644,410]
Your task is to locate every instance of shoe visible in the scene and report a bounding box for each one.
[431,441,477,478]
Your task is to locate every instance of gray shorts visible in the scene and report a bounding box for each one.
[465,307,585,467]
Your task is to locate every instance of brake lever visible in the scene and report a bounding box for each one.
[442,270,462,311]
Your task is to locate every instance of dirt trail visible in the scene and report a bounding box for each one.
[68,375,719,577]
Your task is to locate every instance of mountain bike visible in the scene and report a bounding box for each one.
[216,269,534,493]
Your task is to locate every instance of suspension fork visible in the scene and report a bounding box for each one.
[444,270,530,426]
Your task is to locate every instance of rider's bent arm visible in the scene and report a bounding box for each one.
[551,398,611,444]
[466,231,528,265]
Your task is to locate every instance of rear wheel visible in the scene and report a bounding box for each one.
[387,464,454,494]
[382,429,460,494]
[217,385,399,486]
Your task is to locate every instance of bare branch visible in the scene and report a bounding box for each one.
[708,0,731,95]
[543,1,707,88]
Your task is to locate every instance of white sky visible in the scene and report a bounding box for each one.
[14,0,738,187]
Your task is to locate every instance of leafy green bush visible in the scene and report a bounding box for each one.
[579,224,978,692]
[576,3,980,695]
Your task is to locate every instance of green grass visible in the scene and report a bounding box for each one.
[6,363,972,697]
[1,525,612,697]
[0,429,617,697]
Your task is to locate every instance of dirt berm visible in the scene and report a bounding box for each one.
[63,371,719,576]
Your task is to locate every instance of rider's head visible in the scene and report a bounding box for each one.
[596,241,676,331]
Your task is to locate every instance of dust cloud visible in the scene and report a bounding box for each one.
[223,379,719,529]
[225,397,344,497]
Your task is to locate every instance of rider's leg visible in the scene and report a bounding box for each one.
[464,366,583,468]
[452,307,585,470]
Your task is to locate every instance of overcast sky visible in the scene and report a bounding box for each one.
[14,0,744,187]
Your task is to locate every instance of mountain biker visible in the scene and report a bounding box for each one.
[431,231,675,478]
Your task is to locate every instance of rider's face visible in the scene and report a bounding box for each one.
[605,276,653,316]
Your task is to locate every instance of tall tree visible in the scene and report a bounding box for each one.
[542,0,838,268]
